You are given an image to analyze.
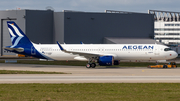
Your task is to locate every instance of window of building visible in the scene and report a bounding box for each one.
[164,24,179,26]
[175,24,180,26]
[155,29,180,31]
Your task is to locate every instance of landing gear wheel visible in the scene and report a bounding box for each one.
[163,65,167,68]
[163,65,165,68]
[165,65,167,68]
[86,63,91,68]
[91,63,96,68]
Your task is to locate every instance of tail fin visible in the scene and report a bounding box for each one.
[7,21,32,47]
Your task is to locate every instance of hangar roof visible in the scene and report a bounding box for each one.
[104,37,162,44]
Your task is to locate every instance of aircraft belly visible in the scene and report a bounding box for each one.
[49,52,76,60]
[116,51,161,60]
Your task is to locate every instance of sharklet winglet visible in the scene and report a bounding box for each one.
[57,41,65,51]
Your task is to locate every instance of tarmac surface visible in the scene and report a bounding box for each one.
[0,63,180,83]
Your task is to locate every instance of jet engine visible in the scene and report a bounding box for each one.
[98,56,114,66]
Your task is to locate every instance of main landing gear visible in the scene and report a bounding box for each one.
[86,63,96,68]
[86,57,97,68]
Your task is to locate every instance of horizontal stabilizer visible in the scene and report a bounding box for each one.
[3,47,24,52]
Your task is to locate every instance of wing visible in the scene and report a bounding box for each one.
[57,41,114,58]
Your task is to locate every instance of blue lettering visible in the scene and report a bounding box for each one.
[149,46,154,49]
[143,46,148,49]
[133,46,137,49]
[122,46,127,49]
[138,46,142,49]
[128,46,132,49]
[122,45,153,50]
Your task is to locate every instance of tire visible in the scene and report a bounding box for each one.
[91,63,96,68]
[86,63,91,68]
[165,65,167,68]
[163,65,167,68]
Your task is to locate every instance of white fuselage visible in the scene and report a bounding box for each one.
[33,44,178,61]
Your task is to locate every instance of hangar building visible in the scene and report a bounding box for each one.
[0,9,154,56]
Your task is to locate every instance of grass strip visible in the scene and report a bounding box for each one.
[0,70,68,74]
[0,83,180,101]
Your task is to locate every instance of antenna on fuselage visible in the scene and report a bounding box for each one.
[80,41,84,44]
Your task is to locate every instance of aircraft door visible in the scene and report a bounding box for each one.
[31,46,36,55]
[154,46,159,55]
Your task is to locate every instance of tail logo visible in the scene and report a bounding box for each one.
[7,23,24,47]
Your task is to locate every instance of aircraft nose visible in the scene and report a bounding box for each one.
[172,51,178,58]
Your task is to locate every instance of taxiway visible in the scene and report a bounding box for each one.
[0,63,180,83]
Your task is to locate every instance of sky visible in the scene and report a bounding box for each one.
[0,0,180,13]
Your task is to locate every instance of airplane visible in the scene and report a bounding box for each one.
[4,21,178,68]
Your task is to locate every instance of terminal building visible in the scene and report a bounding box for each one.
[0,9,154,56]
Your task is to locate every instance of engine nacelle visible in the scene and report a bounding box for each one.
[98,56,114,66]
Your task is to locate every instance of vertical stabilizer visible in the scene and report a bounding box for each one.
[7,21,32,47]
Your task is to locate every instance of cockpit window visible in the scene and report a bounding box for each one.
[164,48,172,51]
